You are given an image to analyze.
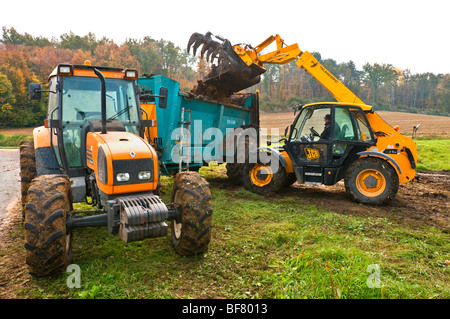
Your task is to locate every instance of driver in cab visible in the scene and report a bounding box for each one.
[320,114,340,140]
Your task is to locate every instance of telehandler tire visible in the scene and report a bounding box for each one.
[345,157,399,205]
[242,156,287,196]
[19,140,37,218]
[283,173,297,188]
[171,171,212,256]
[24,175,73,276]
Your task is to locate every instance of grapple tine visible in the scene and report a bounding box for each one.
[200,43,209,60]
[205,47,215,63]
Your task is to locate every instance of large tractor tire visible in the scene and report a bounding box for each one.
[242,155,287,196]
[224,127,257,185]
[19,140,37,218]
[226,162,244,185]
[345,157,399,205]
[171,171,213,256]
[24,175,73,277]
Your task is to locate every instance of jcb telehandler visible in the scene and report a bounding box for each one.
[21,61,212,276]
[188,32,417,205]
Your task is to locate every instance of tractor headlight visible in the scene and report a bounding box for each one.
[138,171,152,180]
[116,173,130,182]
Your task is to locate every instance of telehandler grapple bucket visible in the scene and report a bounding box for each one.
[187,32,266,96]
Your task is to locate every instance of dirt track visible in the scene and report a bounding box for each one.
[0,149,20,225]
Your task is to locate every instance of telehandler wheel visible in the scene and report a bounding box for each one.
[24,175,73,277]
[242,157,287,196]
[171,171,212,256]
[19,140,37,218]
[284,173,297,188]
[345,157,399,205]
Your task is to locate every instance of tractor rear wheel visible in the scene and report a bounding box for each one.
[171,171,212,256]
[24,175,73,276]
[242,156,286,196]
[19,140,37,218]
[345,157,399,205]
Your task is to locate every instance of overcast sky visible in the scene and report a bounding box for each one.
[1,0,449,74]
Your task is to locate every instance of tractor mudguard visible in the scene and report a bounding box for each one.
[357,151,402,175]
[33,126,61,176]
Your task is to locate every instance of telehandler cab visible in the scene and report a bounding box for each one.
[188,32,417,205]
[21,61,212,276]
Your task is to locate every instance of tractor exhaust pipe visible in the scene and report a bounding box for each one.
[94,68,107,134]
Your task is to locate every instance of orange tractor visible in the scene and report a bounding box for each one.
[22,62,212,276]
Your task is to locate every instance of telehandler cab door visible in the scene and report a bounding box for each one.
[285,104,376,184]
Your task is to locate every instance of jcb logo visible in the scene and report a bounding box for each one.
[305,147,320,160]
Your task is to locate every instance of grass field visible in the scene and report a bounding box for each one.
[1,111,449,299]
[2,164,449,299]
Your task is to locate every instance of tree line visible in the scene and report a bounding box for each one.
[0,27,448,128]
[254,53,450,115]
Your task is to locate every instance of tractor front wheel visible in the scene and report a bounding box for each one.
[171,171,212,256]
[24,175,73,276]
[345,157,399,205]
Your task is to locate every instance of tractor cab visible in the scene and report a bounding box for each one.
[285,102,376,185]
[43,63,143,173]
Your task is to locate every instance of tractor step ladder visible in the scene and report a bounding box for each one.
[178,107,191,173]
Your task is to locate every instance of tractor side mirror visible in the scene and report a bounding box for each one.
[29,83,42,100]
[158,87,168,109]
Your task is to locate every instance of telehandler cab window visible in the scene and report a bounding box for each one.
[60,76,140,168]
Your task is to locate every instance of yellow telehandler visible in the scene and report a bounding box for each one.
[188,32,417,204]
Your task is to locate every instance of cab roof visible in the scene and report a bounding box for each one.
[303,101,373,112]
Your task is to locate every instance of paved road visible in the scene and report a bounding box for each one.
[0,149,20,225]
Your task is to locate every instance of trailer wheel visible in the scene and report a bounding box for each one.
[242,156,286,196]
[345,157,399,205]
[171,171,212,256]
[24,175,73,276]
[226,162,244,185]
[224,127,257,185]
[19,140,37,218]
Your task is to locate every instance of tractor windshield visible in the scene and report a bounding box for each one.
[62,76,139,125]
[60,76,140,168]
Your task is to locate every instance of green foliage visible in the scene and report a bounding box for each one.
[0,133,31,146]
[415,139,450,170]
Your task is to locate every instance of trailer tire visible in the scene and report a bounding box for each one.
[224,127,257,185]
[19,140,37,218]
[345,157,399,205]
[24,175,73,277]
[171,171,212,256]
[226,162,244,185]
